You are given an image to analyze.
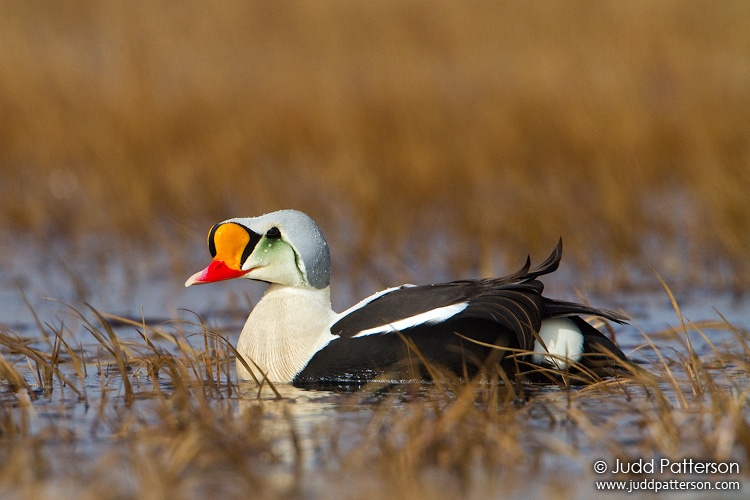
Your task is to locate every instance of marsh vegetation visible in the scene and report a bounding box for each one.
[1,2,749,498]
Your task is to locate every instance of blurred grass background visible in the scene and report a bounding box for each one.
[1,1,748,287]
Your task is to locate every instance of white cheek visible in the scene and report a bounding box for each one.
[242,242,306,287]
[243,246,273,271]
[532,318,584,369]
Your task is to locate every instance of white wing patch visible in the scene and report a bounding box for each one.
[351,302,470,338]
[532,318,584,369]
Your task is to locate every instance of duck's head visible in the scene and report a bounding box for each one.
[185,209,331,289]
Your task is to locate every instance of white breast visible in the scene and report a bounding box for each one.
[235,285,337,383]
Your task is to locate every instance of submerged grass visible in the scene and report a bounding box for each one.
[0,1,749,287]
[0,298,748,499]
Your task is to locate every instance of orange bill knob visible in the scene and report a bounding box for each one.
[185,223,254,286]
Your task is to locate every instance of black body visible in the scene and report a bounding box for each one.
[293,240,629,388]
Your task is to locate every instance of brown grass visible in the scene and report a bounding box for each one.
[0,2,748,287]
[0,297,748,499]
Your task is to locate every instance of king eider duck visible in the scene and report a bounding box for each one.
[185,209,630,387]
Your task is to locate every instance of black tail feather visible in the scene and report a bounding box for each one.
[492,239,562,286]
[543,298,628,324]
[525,238,563,280]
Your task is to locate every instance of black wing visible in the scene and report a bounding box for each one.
[296,240,630,387]
[330,240,568,349]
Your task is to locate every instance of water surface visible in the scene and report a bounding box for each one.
[1,245,748,499]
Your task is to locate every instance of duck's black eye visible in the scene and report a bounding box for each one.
[266,227,281,239]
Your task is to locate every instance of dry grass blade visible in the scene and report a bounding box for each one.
[0,329,84,400]
[715,309,750,361]
[394,331,449,397]
[656,273,707,393]
[232,348,282,400]
[637,326,688,409]
[17,285,51,346]
[85,305,133,404]
[0,350,31,393]
[101,311,200,358]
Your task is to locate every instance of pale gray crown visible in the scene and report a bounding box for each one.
[229,209,331,289]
